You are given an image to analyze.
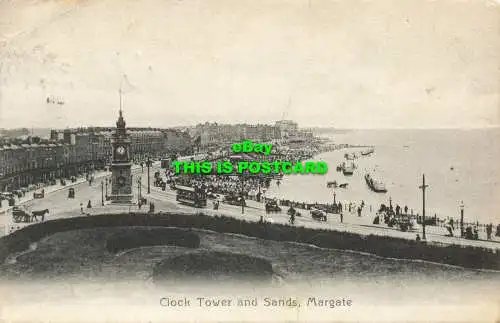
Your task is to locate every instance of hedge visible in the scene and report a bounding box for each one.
[0,212,499,270]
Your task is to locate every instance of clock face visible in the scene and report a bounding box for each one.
[116,146,126,156]
[117,176,126,186]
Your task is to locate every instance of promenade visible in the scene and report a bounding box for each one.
[1,162,499,252]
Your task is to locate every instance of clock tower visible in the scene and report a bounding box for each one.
[109,109,133,204]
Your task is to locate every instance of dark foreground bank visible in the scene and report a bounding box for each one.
[0,212,499,270]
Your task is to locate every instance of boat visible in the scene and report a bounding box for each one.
[361,148,374,156]
[326,181,337,188]
[343,163,354,176]
[365,173,387,193]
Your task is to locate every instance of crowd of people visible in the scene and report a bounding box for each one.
[277,198,373,217]
[374,200,499,241]
[170,174,271,198]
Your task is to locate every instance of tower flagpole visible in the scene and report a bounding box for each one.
[119,81,123,113]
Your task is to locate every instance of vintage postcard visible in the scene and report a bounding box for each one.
[0,0,499,322]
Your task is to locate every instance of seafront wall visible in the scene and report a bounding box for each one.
[0,212,499,271]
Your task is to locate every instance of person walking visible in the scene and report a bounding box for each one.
[80,203,84,214]
[87,200,92,209]
[486,224,492,240]
[445,218,454,237]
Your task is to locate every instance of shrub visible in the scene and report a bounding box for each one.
[152,250,274,281]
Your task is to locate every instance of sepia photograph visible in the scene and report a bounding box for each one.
[0,0,499,322]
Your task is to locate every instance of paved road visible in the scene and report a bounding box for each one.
[2,163,500,250]
[0,167,142,233]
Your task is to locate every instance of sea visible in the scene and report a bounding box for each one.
[266,128,500,224]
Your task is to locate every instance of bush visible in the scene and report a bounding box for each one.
[152,250,274,281]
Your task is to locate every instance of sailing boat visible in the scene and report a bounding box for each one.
[365,173,387,193]
[343,162,355,176]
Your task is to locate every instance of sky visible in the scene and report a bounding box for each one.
[0,0,499,129]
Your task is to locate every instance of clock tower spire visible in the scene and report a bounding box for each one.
[109,108,133,204]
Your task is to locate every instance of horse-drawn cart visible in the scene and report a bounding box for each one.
[12,207,31,223]
[223,194,246,207]
[265,200,282,213]
[396,214,414,232]
[377,208,415,232]
[33,189,45,199]
[12,207,49,223]
[311,208,327,221]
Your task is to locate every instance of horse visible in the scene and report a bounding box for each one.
[31,209,49,222]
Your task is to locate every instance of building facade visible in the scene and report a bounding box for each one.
[50,126,193,168]
[193,122,282,148]
[0,126,192,192]
[0,138,67,191]
[275,120,299,139]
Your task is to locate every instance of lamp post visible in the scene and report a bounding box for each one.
[105,178,108,199]
[137,177,142,204]
[460,201,465,238]
[101,180,104,206]
[147,156,151,194]
[257,177,262,203]
[240,175,245,214]
[419,174,429,240]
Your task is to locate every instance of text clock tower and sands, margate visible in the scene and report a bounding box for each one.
[109,109,133,204]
